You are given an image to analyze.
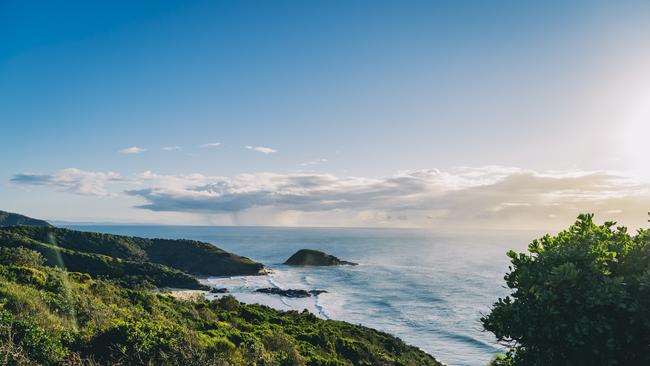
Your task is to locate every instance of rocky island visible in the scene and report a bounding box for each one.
[285,248,358,266]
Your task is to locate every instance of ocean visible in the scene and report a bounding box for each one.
[66,225,533,366]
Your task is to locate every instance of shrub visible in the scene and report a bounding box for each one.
[263,329,306,366]
[215,295,239,312]
[482,214,650,365]
[0,309,69,365]
[0,247,45,267]
[7,266,47,286]
[88,318,184,364]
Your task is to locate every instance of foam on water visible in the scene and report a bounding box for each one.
[68,225,533,366]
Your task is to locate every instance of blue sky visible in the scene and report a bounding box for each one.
[2,1,650,228]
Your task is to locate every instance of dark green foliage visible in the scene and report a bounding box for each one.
[144,237,263,276]
[2,226,264,276]
[0,247,45,267]
[285,249,357,266]
[0,225,267,289]
[0,210,51,228]
[5,226,149,261]
[0,231,205,290]
[0,247,441,366]
[482,214,650,365]
[0,309,69,365]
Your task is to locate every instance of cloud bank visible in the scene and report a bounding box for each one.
[10,168,126,196]
[10,167,650,230]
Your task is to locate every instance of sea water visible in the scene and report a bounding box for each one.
[66,225,533,366]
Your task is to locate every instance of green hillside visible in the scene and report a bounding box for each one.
[1,226,264,277]
[0,210,51,227]
[0,246,441,366]
[0,226,264,290]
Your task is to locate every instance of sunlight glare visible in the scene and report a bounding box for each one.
[622,93,650,179]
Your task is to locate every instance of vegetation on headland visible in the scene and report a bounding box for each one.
[2,226,264,276]
[0,229,203,289]
[0,210,52,228]
[0,226,265,290]
[483,214,650,365]
[0,212,440,365]
[0,246,441,365]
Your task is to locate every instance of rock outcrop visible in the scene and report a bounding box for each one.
[255,288,327,298]
[284,249,357,266]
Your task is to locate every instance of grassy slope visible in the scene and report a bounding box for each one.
[0,230,205,290]
[0,210,51,227]
[0,256,442,366]
[0,223,442,365]
[1,226,264,276]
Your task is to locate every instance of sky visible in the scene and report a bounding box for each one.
[2,0,650,230]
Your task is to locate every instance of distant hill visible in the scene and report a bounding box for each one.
[0,223,264,289]
[0,210,52,227]
[1,226,264,276]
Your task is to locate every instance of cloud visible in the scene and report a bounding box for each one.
[200,142,221,148]
[9,166,650,229]
[123,167,650,229]
[162,146,182,151]
[245,145,277,154]
[119,146,146,154]
[10,168,126,196]
[300,158,328,167]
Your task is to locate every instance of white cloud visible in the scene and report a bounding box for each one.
[200,142,221,148]
[245,145,277,154]
[300,158,328,166]
[162,146,182,151]
[10,166,650,229]
[123,167,650,229]
[10,168,127,196]
[119,146,146,154]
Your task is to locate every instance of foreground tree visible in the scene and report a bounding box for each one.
[482,214,650,365]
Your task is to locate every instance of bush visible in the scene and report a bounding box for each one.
[88,318,184,364]
[482,214,650,365]
[0,247,45,267]
[6,266,47,286]
[0,309,69,365]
